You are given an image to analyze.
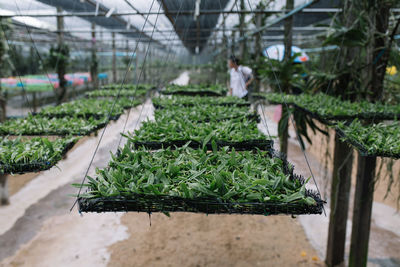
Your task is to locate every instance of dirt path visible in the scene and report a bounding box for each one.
[108,213,322,267]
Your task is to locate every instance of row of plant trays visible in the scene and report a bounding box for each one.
[77,91,325,215]
[0,138,77,174]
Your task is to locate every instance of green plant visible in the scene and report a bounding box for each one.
[260,92,400,119]
[130,117,266,143]
[86,89,148,98]
[81,145,317,206]
[101,84,153,90]
[337,120,400,156]
[39,99,125,119]
[152,96,248,108]
[0,136,77,174]
[163,84,227,96]
[154,105,256,122]
[0,115,107,136]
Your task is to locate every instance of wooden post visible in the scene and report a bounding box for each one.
[0,85,6,122]
[348,2,392,266]
[326,132,354,266]
[279,0,294,156]
[112,32,117,83]
[0,175,9,205]
[56,7,67,104]
[90,22,98,90]
[349,155,376,267]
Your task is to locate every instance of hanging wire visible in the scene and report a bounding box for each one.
[240,0,326,214]
[117,0,191,150]
[70,0,159,211]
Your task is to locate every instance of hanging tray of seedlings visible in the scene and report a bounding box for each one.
[154,105,259,123]
[129,118,271,151]
[293,104,400,125]
[152,96,251,109]
[36,99,125,121]
[153,102,251,109]
[78,146,324,215]
[0,137,78,174]
[161,90,225,97]
[194,113,260,123]
[128,139,274,152]
[0,116,108,136]
[161,84,227,97]
[34,112,122,121]
[335,120,400,159]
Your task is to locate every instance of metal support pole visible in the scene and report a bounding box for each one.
[56,7,67,104]
[326,133,354,266]
[239,0,246,60]
[349,155,376,267]
[91,22,98,89]
[255,13,262,92]
[135,42,139,84]
[112,32,117,83]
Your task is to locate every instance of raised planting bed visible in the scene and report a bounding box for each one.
[0,115,108,136]
[0,136,78,174]
[78,146,323,215]
[336,120,400,158]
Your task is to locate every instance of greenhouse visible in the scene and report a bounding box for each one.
[0,0,399,266]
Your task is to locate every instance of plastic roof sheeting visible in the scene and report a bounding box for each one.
[159,0,230,53]
[34,0,156,43]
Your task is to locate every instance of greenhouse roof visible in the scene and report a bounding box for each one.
[0,0,399,55]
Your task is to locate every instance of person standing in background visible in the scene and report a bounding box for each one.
[228,55,254,99]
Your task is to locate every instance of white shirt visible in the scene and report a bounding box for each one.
[230,65,252,98]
